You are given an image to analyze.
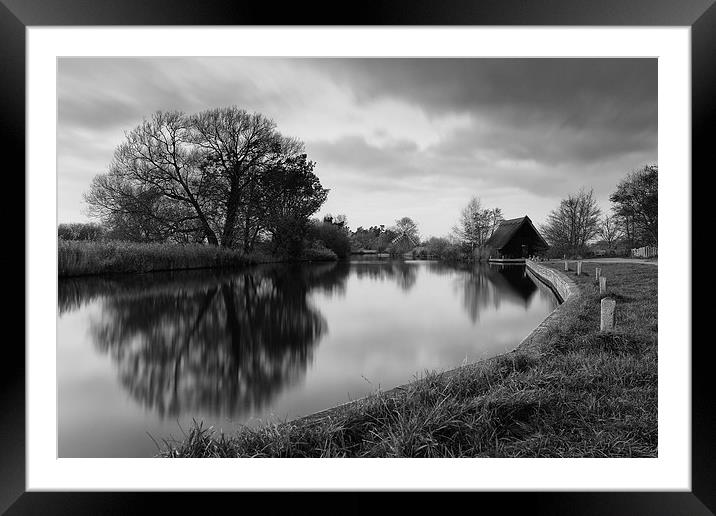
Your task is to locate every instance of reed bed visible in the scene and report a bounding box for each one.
[58,240,256,277]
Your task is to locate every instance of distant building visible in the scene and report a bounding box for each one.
[390,231,418,255]
[485,216,549,260]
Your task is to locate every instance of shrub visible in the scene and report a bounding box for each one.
[441,243,465,262]
[269,215,310,259]
[302,242,338,262]
[423,237,449,258]
[423,237,466,261]
[306,220,351,259]
[411,246,428,259]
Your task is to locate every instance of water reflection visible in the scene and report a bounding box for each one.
[58,261,559,456]
[488,264,539,305]
[424,262,539,322]
[58,263,547,419]
[351,260,418,292]
[60,263,349,418]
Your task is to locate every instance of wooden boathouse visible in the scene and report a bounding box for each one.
[486,216,549,263]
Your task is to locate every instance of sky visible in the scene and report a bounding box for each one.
[57,57,656,239]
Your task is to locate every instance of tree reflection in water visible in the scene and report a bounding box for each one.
[349,260,540,321]
[351,260,418,292]
[58,261,549,421]
[61,263,349,419]
[427,262,539,322]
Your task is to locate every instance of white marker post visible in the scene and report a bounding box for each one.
[600,298,616,331]
[599,276,607,294]
[576,261,582,276]
[564,261,569,272]
[595,267,601,282]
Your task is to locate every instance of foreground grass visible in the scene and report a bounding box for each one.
[160,261,657,458]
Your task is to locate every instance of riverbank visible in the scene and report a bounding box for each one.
[58,240,337,277]
[160,260,657,458]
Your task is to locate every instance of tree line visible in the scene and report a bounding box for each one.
[347,197,503,262]
[541,164,657,257]
[343,164,657,262]
[349,216,421,256]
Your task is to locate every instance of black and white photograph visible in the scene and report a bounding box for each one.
[4,0,711,509]
[56,56,659,459]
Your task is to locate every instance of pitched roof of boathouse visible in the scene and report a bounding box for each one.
[485,216,549,251]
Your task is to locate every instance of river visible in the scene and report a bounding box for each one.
[57,259,558,457]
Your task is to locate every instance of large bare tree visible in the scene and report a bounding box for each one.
[85,107,327,253]
[452,196,503,250]
[86,110,219,244]
[541,188,601,256]
[598,214,623,250]
[191,107,301,248]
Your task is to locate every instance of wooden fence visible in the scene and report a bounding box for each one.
[631,246,658,258]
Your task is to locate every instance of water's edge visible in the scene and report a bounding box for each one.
[292,260,581,425]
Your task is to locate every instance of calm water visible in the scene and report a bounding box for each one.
[58,260,558,457]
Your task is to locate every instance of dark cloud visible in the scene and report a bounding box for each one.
[313,58,656,132]
[427,114,656,168]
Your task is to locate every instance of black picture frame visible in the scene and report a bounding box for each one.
[3,0,711,514]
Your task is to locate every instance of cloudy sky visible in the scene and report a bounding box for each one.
[58,58,656,239]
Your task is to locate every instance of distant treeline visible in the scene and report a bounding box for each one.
[345,164,658,262]
[346,199,504,263]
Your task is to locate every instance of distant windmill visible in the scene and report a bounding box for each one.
[391,220,419,249]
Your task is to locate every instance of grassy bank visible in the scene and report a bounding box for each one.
[58,240,341,277]
[160,261,657,458]
[58,240,260,277]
